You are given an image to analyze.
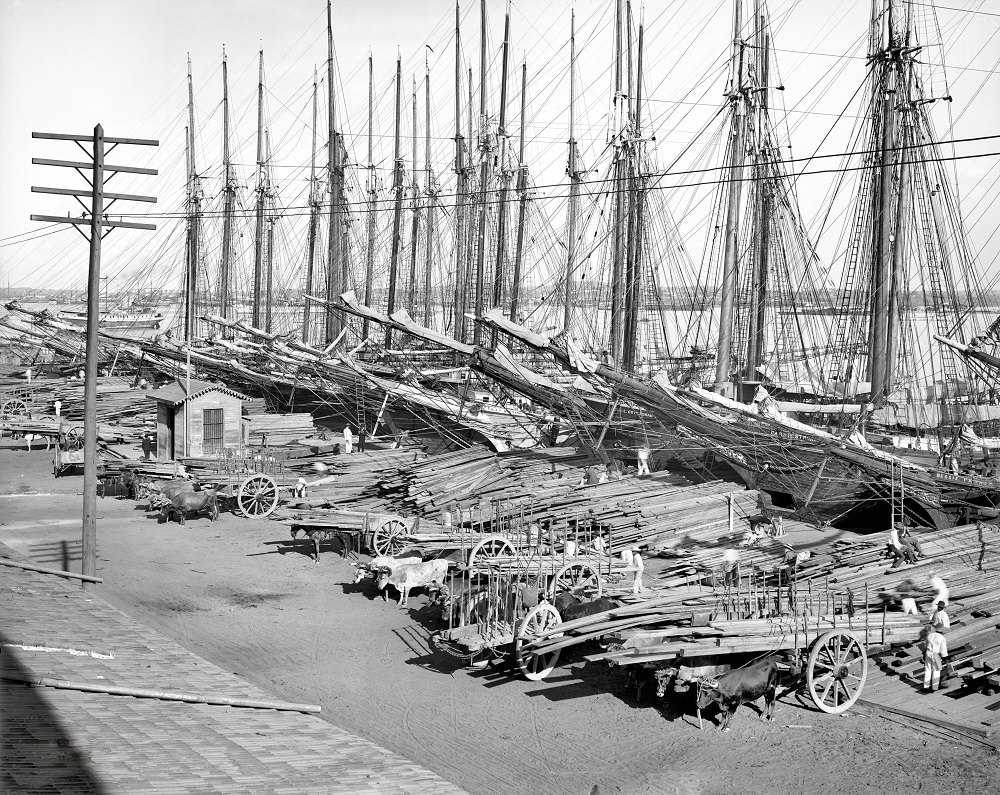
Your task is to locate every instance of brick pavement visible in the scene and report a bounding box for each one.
[0,544,466,794]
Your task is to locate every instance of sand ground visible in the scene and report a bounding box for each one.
[1,442,997,795]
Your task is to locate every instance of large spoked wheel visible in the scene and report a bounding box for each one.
[373,517,410,557]
[1,399,27,418]
[806,629,868,714]
[237,474,279,518]
[468,534,515,568]
[549,562,603,600]
[65,426,85,450]
[515,603,563,681]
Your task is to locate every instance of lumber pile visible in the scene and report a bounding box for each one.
[243,413,316,446]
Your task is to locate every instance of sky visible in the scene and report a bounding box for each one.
[1,0,999,298]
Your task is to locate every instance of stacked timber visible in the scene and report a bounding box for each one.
[243,413,316,446]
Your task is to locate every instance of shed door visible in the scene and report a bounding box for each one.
[203,408,224,453]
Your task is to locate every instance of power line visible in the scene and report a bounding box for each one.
[19,142,999,225]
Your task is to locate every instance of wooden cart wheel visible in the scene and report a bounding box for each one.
[1,399,27,418]
[237,474,279,518]
[806,629,868,714]
[65,426,85,451]
[373,517,410,557]
[549,562,603,600]
[515,603,563,681]
[467,534,515,568]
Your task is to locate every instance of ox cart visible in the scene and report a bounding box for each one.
[430,547,636,676]
[433,552,925,717]
[125,448,309,519]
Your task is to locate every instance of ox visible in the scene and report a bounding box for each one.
[158,489,219,525]
[149,478,200,511]
[290,527,357,563]
[554,593,621,622]
[374,559,450,607]
[690,658,780,731]
[429,573,487,627]
[352,553,423,584]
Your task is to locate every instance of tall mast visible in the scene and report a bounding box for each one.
[386,53,405,347]
[563,12,580,334]
[184,55,200,342]
[713,0,749,392]
[407,75,420,313]
[622,15,645,372]
[466,66,475,306]
[510,60,528,323]
[183,123,191,338]
[472,0,490,346]
[609,0,627,362]
[744,1,771,378]
[453,1,469,342]
[219,49,235,328]
[324,0,343,343]
[303,66,320,344]
[264,129,275,334]
[423,54,435,328]
[362,53,376,340]
[491,2,512,344]
[252,49,266,328]
[869,0,902,402]
[884,0,913,396]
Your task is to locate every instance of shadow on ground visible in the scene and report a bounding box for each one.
[0,630,108,793]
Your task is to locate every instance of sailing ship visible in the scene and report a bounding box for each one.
[56,307,165,331]
[9,1,996,529]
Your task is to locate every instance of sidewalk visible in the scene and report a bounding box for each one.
[0,542,466,794]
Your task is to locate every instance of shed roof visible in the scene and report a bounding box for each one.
[145,378,249,406]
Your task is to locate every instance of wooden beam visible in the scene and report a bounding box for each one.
[31,157,158,175]
[32,186,157,203]
[30,214,156,231]
[33,131,159,146]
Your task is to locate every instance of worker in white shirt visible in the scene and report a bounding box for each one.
[928,601,950,634]
[888,524,917,568]
[636,445,652,476]
[929,574,949,608]
[343,425,354,454]
[923,625,949,692]
[631,549,645,594]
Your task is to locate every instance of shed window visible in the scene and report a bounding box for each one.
[203,408,224,452]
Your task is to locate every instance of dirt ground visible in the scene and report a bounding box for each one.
[1,442,997,795]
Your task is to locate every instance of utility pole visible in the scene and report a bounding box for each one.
[31,126,157,590]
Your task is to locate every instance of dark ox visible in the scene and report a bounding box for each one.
[158,489,219,525]
[290,527,355,563]
[691,658,779,732]
[150,478,200,511]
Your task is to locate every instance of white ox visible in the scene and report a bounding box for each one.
[352,553,422,584]
[374,559,450,607]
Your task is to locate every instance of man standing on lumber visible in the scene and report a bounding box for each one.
[929,601,950,634]
[631,549,645,594]
[636,445,652,477]
[923,625,949,692]
[343,425,354,454]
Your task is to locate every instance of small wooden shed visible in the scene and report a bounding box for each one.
[146,378,249,460]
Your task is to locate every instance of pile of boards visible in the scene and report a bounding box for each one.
[243,412,316,447]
